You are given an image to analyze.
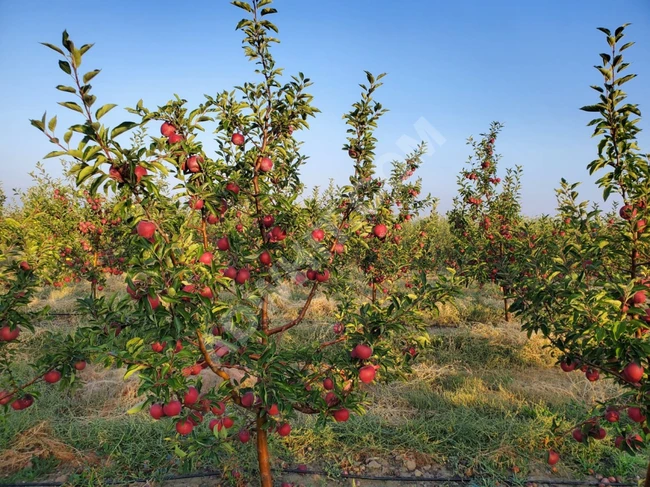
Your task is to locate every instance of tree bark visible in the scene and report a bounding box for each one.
[645,455,650,487]
[256,412,273,487]
[503,296,510,322]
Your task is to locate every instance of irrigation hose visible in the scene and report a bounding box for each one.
[0,467,638,487]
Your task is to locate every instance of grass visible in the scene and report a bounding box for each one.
[1,278,648,485]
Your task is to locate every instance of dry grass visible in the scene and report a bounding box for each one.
[0,422,95,474]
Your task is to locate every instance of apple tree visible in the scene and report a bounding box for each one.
[448,123,525,321]
[510,25,650,479]
[24,1,458,485]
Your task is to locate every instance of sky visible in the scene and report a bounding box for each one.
[1,0,649,216]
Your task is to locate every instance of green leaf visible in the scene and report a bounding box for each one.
[79,43,94,55]
[124,364,146,380]
[83,69,101,84]
[44,150,67,159]
[56,85,76,94]
[111,121,138,138]
[580,104,602,113]
[232,1,252,12]
[58,101,84,114]
[58,60,72,75]
[30,119,45,132]
[64,130,73,144]
[76,164,96,185]
[72,49,82,68]
[174,445,187,458]
[41,42,65,55]
[48,115,57,132]
[96,103,117,120]
[126,400,146,415]
[62,30,73,52]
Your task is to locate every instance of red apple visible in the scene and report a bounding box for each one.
[620,204,637,220]
[373,224,387,239]
[311,228,325,242]
[184,387,199,406]
[259,250,272,266]
[43,370,61,384]
[238,429,251,443]
[572,428,584,442]
[0,326,20,341]
[150,403,164,420]
[325,392,338,407]
[151,341,165,353]
[359,365,376,384]
[623,362,644,383]
[240,391,255,408]
[231,133,245,146]
[547,449,559,465]
[628,407,646,423]
[276,422,291,437]
[316,269,330,282]
[605,409,620,423]
[176,419,194,435]
[19,261,30,271]
[148,295,161,310]
[235,268,250,285]
[186,155,201,173]
[352,344,372,360]
[167,132,183,144]
[269,226,286,242]
[200,286,214,299]
[211,401,226,416]
[209,419,220,431]
[223,266,237,279]
[136,221,156,239]
[134,165,147,183]
[161,122,176,137]
[222,416,234,429]
[109,165,124,182]
[585,368,599,381]
[592,427,607,440]
[163,400,182,417]
[333,242,345,254]
[74,360,87,371]
[258,156,273,172]
[189,197,204,210]
[206,213,219,225]
[261,215,275,228]
[174,340,183,353]
[267,404,279,416]
[332,408,350,422]
[323,378,334,390]
[633,291,647,305]
[11,394,34,411]
[225,182,240,194]
[217,237,230,251]
[560,359,576,372]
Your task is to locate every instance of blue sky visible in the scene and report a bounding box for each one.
[1,0,649,215]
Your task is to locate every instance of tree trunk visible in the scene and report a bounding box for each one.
[256,413,273,487]
[503,296,510,322]
[645,455,650,487]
